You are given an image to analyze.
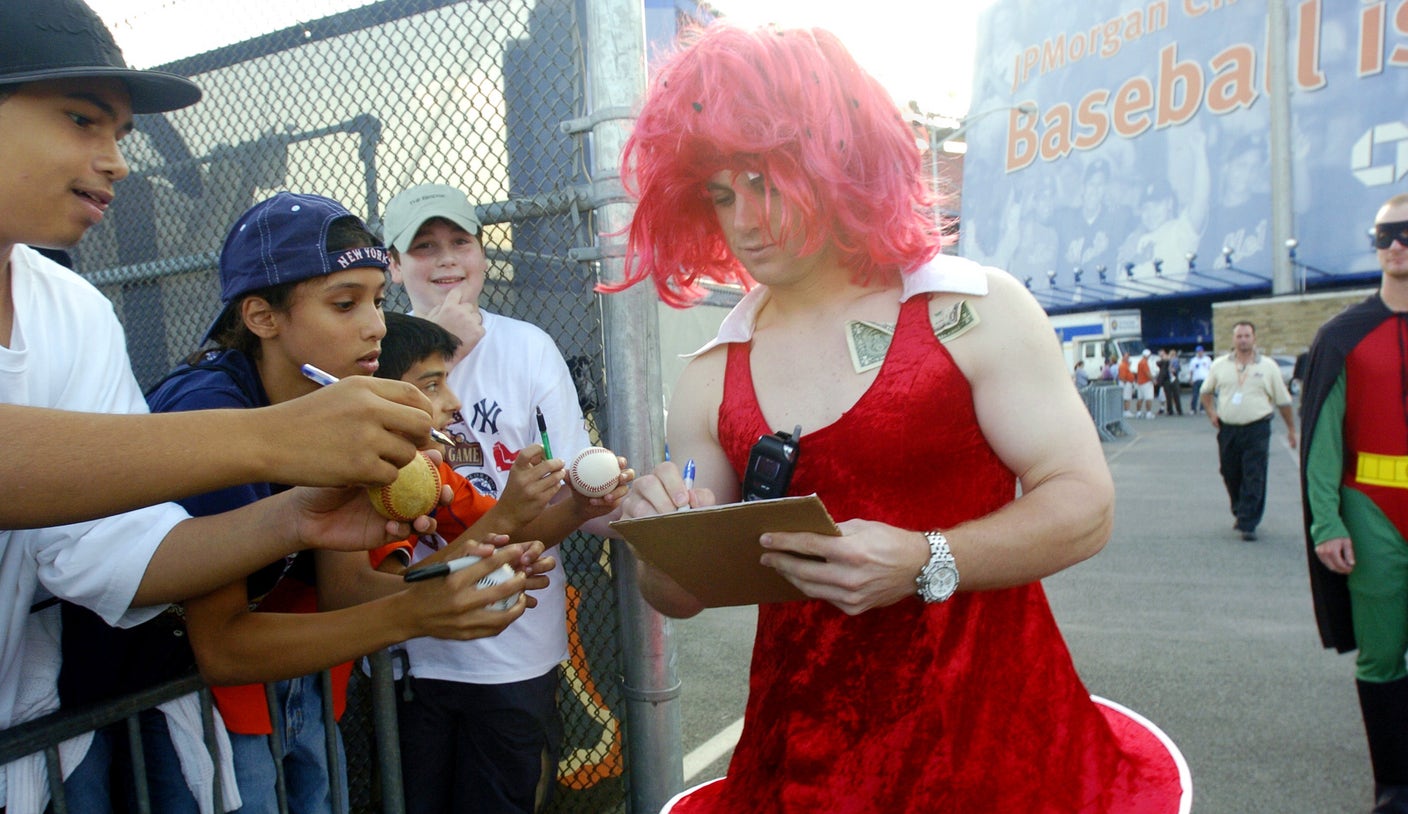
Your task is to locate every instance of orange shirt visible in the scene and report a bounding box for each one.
[1136,357,1154,385]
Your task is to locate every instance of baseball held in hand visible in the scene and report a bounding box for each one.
[454,555,520,611]
[567,446,621,497]
[367,451,442,521]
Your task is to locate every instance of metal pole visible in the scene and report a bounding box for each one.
[370,650,406,814]
[1268,0,1296,294]
[582,0,682,812]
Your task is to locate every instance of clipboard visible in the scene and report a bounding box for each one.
[609,494,840,607]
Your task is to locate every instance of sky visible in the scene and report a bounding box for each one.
[88,0,384,68]
[90,0,993,119]
[707,0,995,118]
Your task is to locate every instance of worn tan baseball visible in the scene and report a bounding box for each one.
[367,451,442,521]
[567,446,621,497]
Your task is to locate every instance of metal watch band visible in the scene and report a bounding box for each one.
[916,529,959,603]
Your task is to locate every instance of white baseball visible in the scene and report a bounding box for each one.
[452,555,519,611]
[567,446,622,497]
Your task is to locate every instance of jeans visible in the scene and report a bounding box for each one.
[63,710,200,814]
[228,675,348,814]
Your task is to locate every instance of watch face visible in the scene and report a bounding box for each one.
[919,563,958,602]
[927,566,958,600]
[918,532,958,603]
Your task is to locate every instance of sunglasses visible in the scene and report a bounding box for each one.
[1372,220,1408,250]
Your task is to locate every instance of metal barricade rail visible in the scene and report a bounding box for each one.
[0,661,405,814]
[1079,382,1130,442]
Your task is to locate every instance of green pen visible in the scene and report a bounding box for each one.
[536,406,553,459]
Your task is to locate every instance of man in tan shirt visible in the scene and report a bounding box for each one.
[1200,321,1297,540]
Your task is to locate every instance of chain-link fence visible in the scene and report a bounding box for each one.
[67,1,626,811]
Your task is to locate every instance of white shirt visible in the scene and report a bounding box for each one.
[1189,354,1212,380]
[0,247,187,803]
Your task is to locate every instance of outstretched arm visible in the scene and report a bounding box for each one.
[513,464,633,547]
[2,377,440,528]
[132,479,446,607]
[469,444,567,538]
[185,538,543,685]
[316,532,555,610]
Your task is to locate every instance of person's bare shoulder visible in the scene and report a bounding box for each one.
[676,343,727,398]
[668,344,729,441]
[936,268,1054,376]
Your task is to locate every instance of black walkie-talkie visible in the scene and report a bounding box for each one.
[742,425,801,502]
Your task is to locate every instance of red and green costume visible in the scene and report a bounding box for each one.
[1301,293,1408,802]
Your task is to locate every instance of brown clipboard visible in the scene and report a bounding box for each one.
[609,494,840,607]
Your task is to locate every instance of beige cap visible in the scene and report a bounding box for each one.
[383,184,483,252]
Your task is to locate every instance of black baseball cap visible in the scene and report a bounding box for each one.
[0,0,201,114]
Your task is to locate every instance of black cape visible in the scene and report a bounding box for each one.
[1299,293,1392,652]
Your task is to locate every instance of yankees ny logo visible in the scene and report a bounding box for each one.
[470,398,502,434]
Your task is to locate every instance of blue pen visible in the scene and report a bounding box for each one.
[299,363,339,388]
[678,458,696,511]
[300,363,457,448]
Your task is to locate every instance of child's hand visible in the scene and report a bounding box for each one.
[567,456,634,520]
[423,287,485,362]
[496,444,564,529]
[508,538,556,585]
[400,537,537,641]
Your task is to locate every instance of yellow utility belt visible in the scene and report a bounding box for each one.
[1356,452,1408,489]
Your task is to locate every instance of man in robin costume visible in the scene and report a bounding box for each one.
[1302,191,1408,813]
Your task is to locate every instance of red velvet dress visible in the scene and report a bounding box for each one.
[669,296,1186,813]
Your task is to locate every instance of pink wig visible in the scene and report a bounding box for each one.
[610,24,942,308]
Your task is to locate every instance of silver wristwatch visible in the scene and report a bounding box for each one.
[916,530,959,603]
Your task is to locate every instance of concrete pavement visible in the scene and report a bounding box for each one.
[1049,410,1365,813]
[673,409,1370,812]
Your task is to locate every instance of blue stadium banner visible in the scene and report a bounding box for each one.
[960,0,1407,308]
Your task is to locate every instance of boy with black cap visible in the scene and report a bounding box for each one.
[0,2,447,811]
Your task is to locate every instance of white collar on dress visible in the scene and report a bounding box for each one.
[683,254,990,358]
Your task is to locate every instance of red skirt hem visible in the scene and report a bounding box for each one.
[661,696,1192,814]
